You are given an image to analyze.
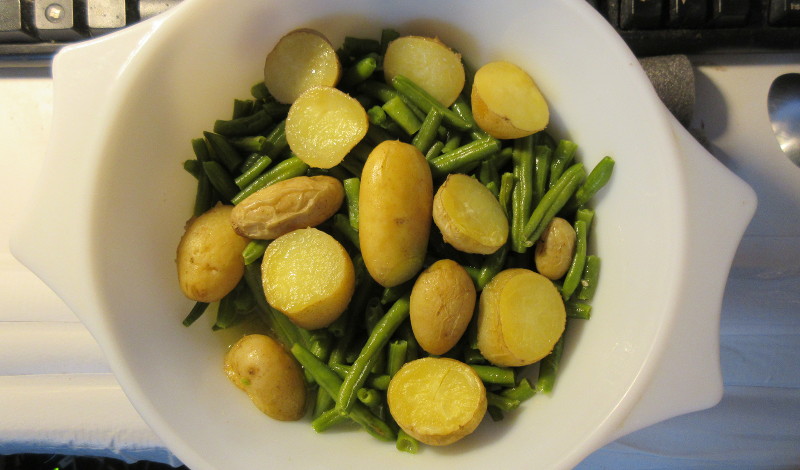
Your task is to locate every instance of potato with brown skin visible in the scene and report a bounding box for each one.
[534,217,576,280]
[230,175,344,240]
[387,357,487,446]
[477,268,566,367]
[262,228,355,329]
[359,140,433,287]
[285,86,368,169]
[433,173,509,255]
[176,203,249,302]
[471,61,550,139]
[264,29,341,104]
[224,334,306,421]
[383,36,465,107]
[410,259,476,355]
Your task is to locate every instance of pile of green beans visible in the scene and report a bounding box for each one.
[179,28,614,452]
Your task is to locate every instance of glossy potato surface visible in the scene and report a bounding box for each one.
[264,29,341,104]
[383,36,465,107]
[176,204,249,302]
[224,334,307,421]
[359,140,433,287]
[534,217,576,280]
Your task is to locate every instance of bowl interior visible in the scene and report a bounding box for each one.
[87,0,685,468]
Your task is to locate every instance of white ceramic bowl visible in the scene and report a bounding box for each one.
[11,0,756,468]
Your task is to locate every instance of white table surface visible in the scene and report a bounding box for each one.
[1,54,799,469]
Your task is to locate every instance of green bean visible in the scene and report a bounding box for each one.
[367,105,390,128]
[425,141,445,161]
[429,138,501,177]
[396,429,420,454]
[470,364,517,387]
[250,81,270,101]
[501,378,536,402]
[183,159,202,179]
[202,161,239,203]
[340,55,378,89]
[337,296,411,414]
[380,28,400,55]
[366,124,396,146]
[487,391,521,411]
[574,156,615,207]
[387,339,408,377]
[533,144,552,206]
[231,156,309,204]
[203,131,243,173]
[357,387,382,409]
[450,95,490,141]
[342,177,360,231]
[213,281,251,330]
[182,301,210,327]
[522,163,586,246]
[382,96,422,135]
[329,363,391,391]
[291,344,396,441]
[242,263,305,349]
[234,154,272,190]
[477,243,508,290]
[358,80,398,103]
[498,172,515,217]
[511,135,535,253]
[228,135,269,154]
[262,101,290,119]
[535,333,565,394]
[380,280,412,306]
[338,153,364,178]
[479,159,500,196]
[463,347,487,365]
[561,219,587,301]
[332,213,360,250]
[340,36,381,59]
[214,108,273,137]
[441,134,462,154]
[390,75,472,131]
[577,254,601,301]
[242,239,269,265]
[548,140,578,189]
[313,387,335,419]
[192,173,216,217]
[575,208,595,235]
[566,301,592,319]
[232,98,255,119]
[412,108,443,154]
[311,407,347,433]
[262,120,288,158]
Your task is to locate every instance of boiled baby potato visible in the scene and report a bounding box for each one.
[285,86,368,169]
[387,357,487,446]
[477,268,566,367]
[176,203,249,302]
[359,140,433,287]
[264,28,341,104]
[262,227,355,329]
[471,61,549,139]
[432,173,509,255]
[534,217,576,280]
[231,175,344,240]
[409,259,476,355]
[224,334,307,421]
[383,35,465,107]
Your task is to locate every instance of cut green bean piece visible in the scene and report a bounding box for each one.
[429,138,501,177]
[425,141,445,161]
[229,135,269,154]
[214,109,273,137]
[232,98,255,119]
[251,81,270,101]
[487,391,521,411]
[192,173,216,217]
[182,301,210,327]
[387,339,408,377]
[533,144,552,206]
[412,108,443,154]
[498,172,514,217]
[333,213,360,250]
[358,80,398,103]
[566,301,592,319]
[501,378,536,402]
[382,95,422,135]
[337,296,411,414]
[577,254,601,301]
[561,220,587,301]
[522,163,586,245]
[312,407,347,433]
[343,177,360,231]
[390,75,472,131]
[183,159,202,179]
[242,239,269,265]
[548,140,578,189]
[263,120,288,158]
[202,161,239,203]
[396,429,420,454]
[470,364,516,387]
[232,156,309,204]
[451,95,490,141]
[477,243,508,290]
[357,387,382,409]
[234,154,272,190]
[204,131,243,173]
[340,55,378,89]
[535,333,565,394]
[511,135,535,253]
[574,156,615,207]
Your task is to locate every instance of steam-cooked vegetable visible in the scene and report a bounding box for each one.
[264,29,341,104]
[387,357,487,446]
[262,228,355,329]
[359,140,433,287]
[176,203,249,302]
[230,175,344,240]
[534,217,576,280]
[471,61,549,139]
[224,334,307,421]
[383,36,465,107]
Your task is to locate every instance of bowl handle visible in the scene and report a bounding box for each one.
[9,21,158,324]
[612,116,757,440]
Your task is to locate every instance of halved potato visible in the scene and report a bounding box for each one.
[471,61,549,139]
[476,268,565,367]
[534,217,576,280]
[432,173,509,255]
[224,334,307,421]
[285,86,368,169]
[383,36,465,107]
[264,28,341,104]
[387,357,487,446]
[261,227,355,329]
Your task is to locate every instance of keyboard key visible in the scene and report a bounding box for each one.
[708,0,751,27]
[33,0,85,41]
[1,0,36,41]
[666,0,708,28]
[769,0,800,25]
[619,0,664,29]
[86,0,126,35]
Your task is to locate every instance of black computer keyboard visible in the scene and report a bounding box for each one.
[1,0,799,66]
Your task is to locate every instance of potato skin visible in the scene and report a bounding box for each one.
[534,217,576,280]
[176,204,249,302]
[231,175,344,240]
[224,334,307,421]
[359,140,433,287]
[410,259,476,355]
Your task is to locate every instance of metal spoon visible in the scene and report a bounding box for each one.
[767,72,800,168]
